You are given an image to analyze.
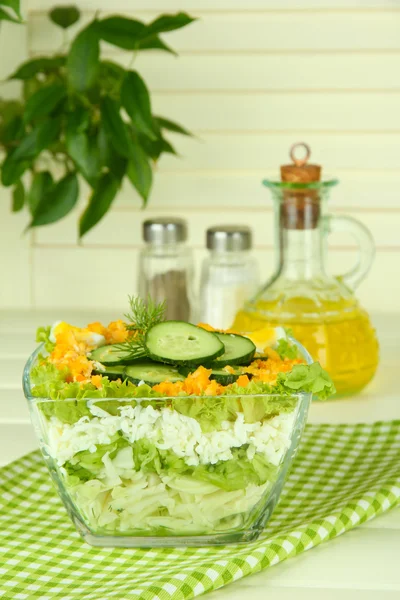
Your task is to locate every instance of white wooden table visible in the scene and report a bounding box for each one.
[1,310,399,599]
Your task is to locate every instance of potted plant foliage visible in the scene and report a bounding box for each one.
[0,4,194,236]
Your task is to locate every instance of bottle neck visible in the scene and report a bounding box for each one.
[278,227,325,280]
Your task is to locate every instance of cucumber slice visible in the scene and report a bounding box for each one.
[145,321,225,366]
[178,365,243,386]
[125,361,185,386]
[93,365,126,381]
[211,333,256,366]
[177,365,194,378]
[209,368,241,385]
[89,344,139,366]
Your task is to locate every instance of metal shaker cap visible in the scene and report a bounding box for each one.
[143,217,187,244]
[206,225,252,252]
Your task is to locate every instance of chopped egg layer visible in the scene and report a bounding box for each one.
[48,320,130,383]
[47,404,296,469]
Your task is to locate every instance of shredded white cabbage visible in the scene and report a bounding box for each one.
[71,471,270,534]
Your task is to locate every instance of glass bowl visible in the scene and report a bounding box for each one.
[23,340,312,548]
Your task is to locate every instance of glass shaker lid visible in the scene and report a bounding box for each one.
[143,217,187,244]
[207,225,252,252]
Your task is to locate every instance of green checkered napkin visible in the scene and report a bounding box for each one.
[1,421,399,600]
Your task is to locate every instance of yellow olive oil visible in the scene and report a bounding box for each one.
[233,299,379,396]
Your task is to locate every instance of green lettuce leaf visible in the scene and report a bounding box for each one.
[35,325,55,352]
[32,368,161,400]
[38,399,92,425]
[172,385,298,431]
[30,357,69,389]
[34,379,148,423]
[171,395,241,433]
[277,362,335,399]
[132,438,158,470]
[192,446,278,491]
[64,438,189,482]
[159,448,189,475]
[241,395,297,423]
[131,439,192,476]
[132,438,163,473]
[37,397,140,425]
[224,380,298,422]
[31,350,334,428]
[275,338,299,360]
[62,437,278,492]
[64,434,130,481]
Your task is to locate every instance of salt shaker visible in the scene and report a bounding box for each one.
[199,225,259,329]
[138,218,194,321]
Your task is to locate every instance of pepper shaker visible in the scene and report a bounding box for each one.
[138,218,195,321]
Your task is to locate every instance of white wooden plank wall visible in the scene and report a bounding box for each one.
[1,1,400,311]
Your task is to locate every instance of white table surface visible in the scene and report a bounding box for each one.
[0,309,399,599]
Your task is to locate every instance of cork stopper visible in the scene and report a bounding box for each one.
[280,142,321,183]
[280,142,321,230]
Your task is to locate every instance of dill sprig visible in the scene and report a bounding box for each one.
[124,295,166,332]
[114,295,166,360]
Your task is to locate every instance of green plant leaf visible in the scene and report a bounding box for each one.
[0,7,20,22]
[97,126,127,180]
[66,105,90,133]
[66,126,101,186]
[23,83,66,124]
[160,137,177,155]
[22,78,42,102]
[139,133,177,161]
[137,35,176,55]
[96,16,145,50]
[12,179,24,212]
[156,116,192,136]
[8,56,66,80]
[136,12,195,55]
[28,171,54,216]
[99,60,125,95]
[79,172,119,237]
[49,5,80,29]
[29,172,79,227]
[121,71,156,140]
[145,12,195,36]
[127,143,153,205]
[67,23,99,92]
[12,118,60,161]
[0,114,24,146]
[0,153,30,186]
[0,0,21,19]
[100,96,133,159]
[108,155,127,181]
[0,98,22,121]
[100,60,125,80]
[97,125,110,165]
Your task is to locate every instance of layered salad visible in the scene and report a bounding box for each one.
[28,297,334,537]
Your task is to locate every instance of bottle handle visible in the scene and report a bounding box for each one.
[324,215,375,291]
